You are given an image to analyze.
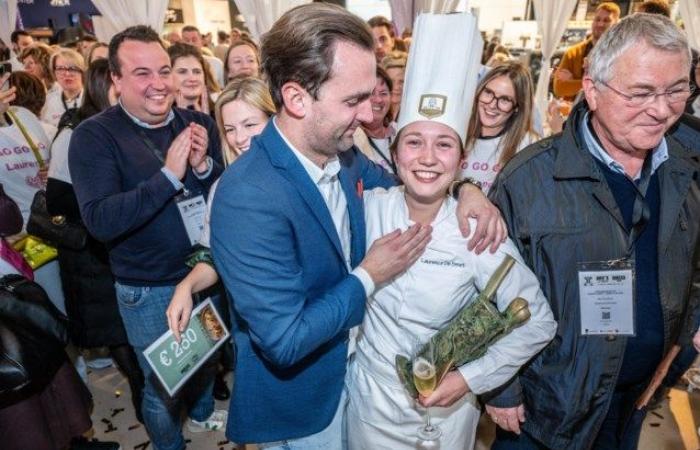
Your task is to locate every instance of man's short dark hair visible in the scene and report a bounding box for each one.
[261,3,374,109]
[80,34,98,43]
[181,25,201,36]
[10,30,31,44]
[108,25,164,76]
[638,0,672,17]
[368,16,394,37]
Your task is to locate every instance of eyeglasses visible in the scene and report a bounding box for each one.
[54,66,82,74]
[598,80,694,107]
[479,87,516,112]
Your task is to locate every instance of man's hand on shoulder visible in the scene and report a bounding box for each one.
[455,184,507,254]
[360,224,432,285]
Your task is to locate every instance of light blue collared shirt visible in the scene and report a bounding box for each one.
[119,101,213,188]
[119,99,175,128]
[581,112,668,181]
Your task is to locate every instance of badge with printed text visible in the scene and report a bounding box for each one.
[174,190,206,246]
[578,259,635,336]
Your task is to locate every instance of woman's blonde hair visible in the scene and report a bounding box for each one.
[215,76,275,165]
[50,48,86,75]
[466,61,537,167]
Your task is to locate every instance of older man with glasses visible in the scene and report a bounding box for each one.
[485,13,700,450]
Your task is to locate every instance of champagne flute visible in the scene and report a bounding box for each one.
[411,337,442,443]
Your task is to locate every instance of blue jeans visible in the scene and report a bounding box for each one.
[115,283,216,450]
[258,388,348,450]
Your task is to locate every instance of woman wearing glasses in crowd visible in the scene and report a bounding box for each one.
[169,43,221,115]
[461,61,539,193]
[41,48,85,127]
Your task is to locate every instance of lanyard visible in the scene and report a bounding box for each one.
[626,154,653,255]
[367,137,396,172]
[61,92,79,111]
[581,116,654,256]
[127,112,181,164]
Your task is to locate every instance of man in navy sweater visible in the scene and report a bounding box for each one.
[69,26,225,450]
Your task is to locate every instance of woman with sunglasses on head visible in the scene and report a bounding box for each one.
[461,61,539,193]
[41,48,85,128]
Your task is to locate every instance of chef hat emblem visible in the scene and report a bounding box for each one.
[418,94,447,119]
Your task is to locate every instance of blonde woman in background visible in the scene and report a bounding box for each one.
[41,48,85,127]
[166,76,275,338]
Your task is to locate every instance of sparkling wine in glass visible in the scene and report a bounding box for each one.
[412,339,442,443]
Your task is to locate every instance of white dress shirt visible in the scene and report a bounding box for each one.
[273,118,374,296]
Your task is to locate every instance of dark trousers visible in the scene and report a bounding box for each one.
[491,387,646,450]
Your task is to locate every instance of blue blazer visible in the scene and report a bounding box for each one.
[210,121,395,443]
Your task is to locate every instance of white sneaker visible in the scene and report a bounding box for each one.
[85,356,114,370]
[186,409,228,433]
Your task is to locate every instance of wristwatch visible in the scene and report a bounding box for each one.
[449,178,482,200]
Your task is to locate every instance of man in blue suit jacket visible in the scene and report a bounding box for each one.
[211,4,505,448]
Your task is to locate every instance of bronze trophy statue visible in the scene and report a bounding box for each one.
[396,255,532,398]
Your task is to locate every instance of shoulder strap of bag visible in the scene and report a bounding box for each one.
[6,108,45,170]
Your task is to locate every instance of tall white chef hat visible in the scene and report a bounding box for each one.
[397,12,483,144]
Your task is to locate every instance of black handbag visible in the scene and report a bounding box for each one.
[0,184,23,237]
[0,274,68,401]
[26,190,88,250]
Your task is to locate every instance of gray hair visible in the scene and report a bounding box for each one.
[587,13,690,83]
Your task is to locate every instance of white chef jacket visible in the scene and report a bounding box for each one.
[346,186,556,450]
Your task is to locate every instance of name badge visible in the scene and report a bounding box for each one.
[175,190,206,246]
[578,260,635,336]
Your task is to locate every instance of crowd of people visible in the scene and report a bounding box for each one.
[1,1,699,450]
